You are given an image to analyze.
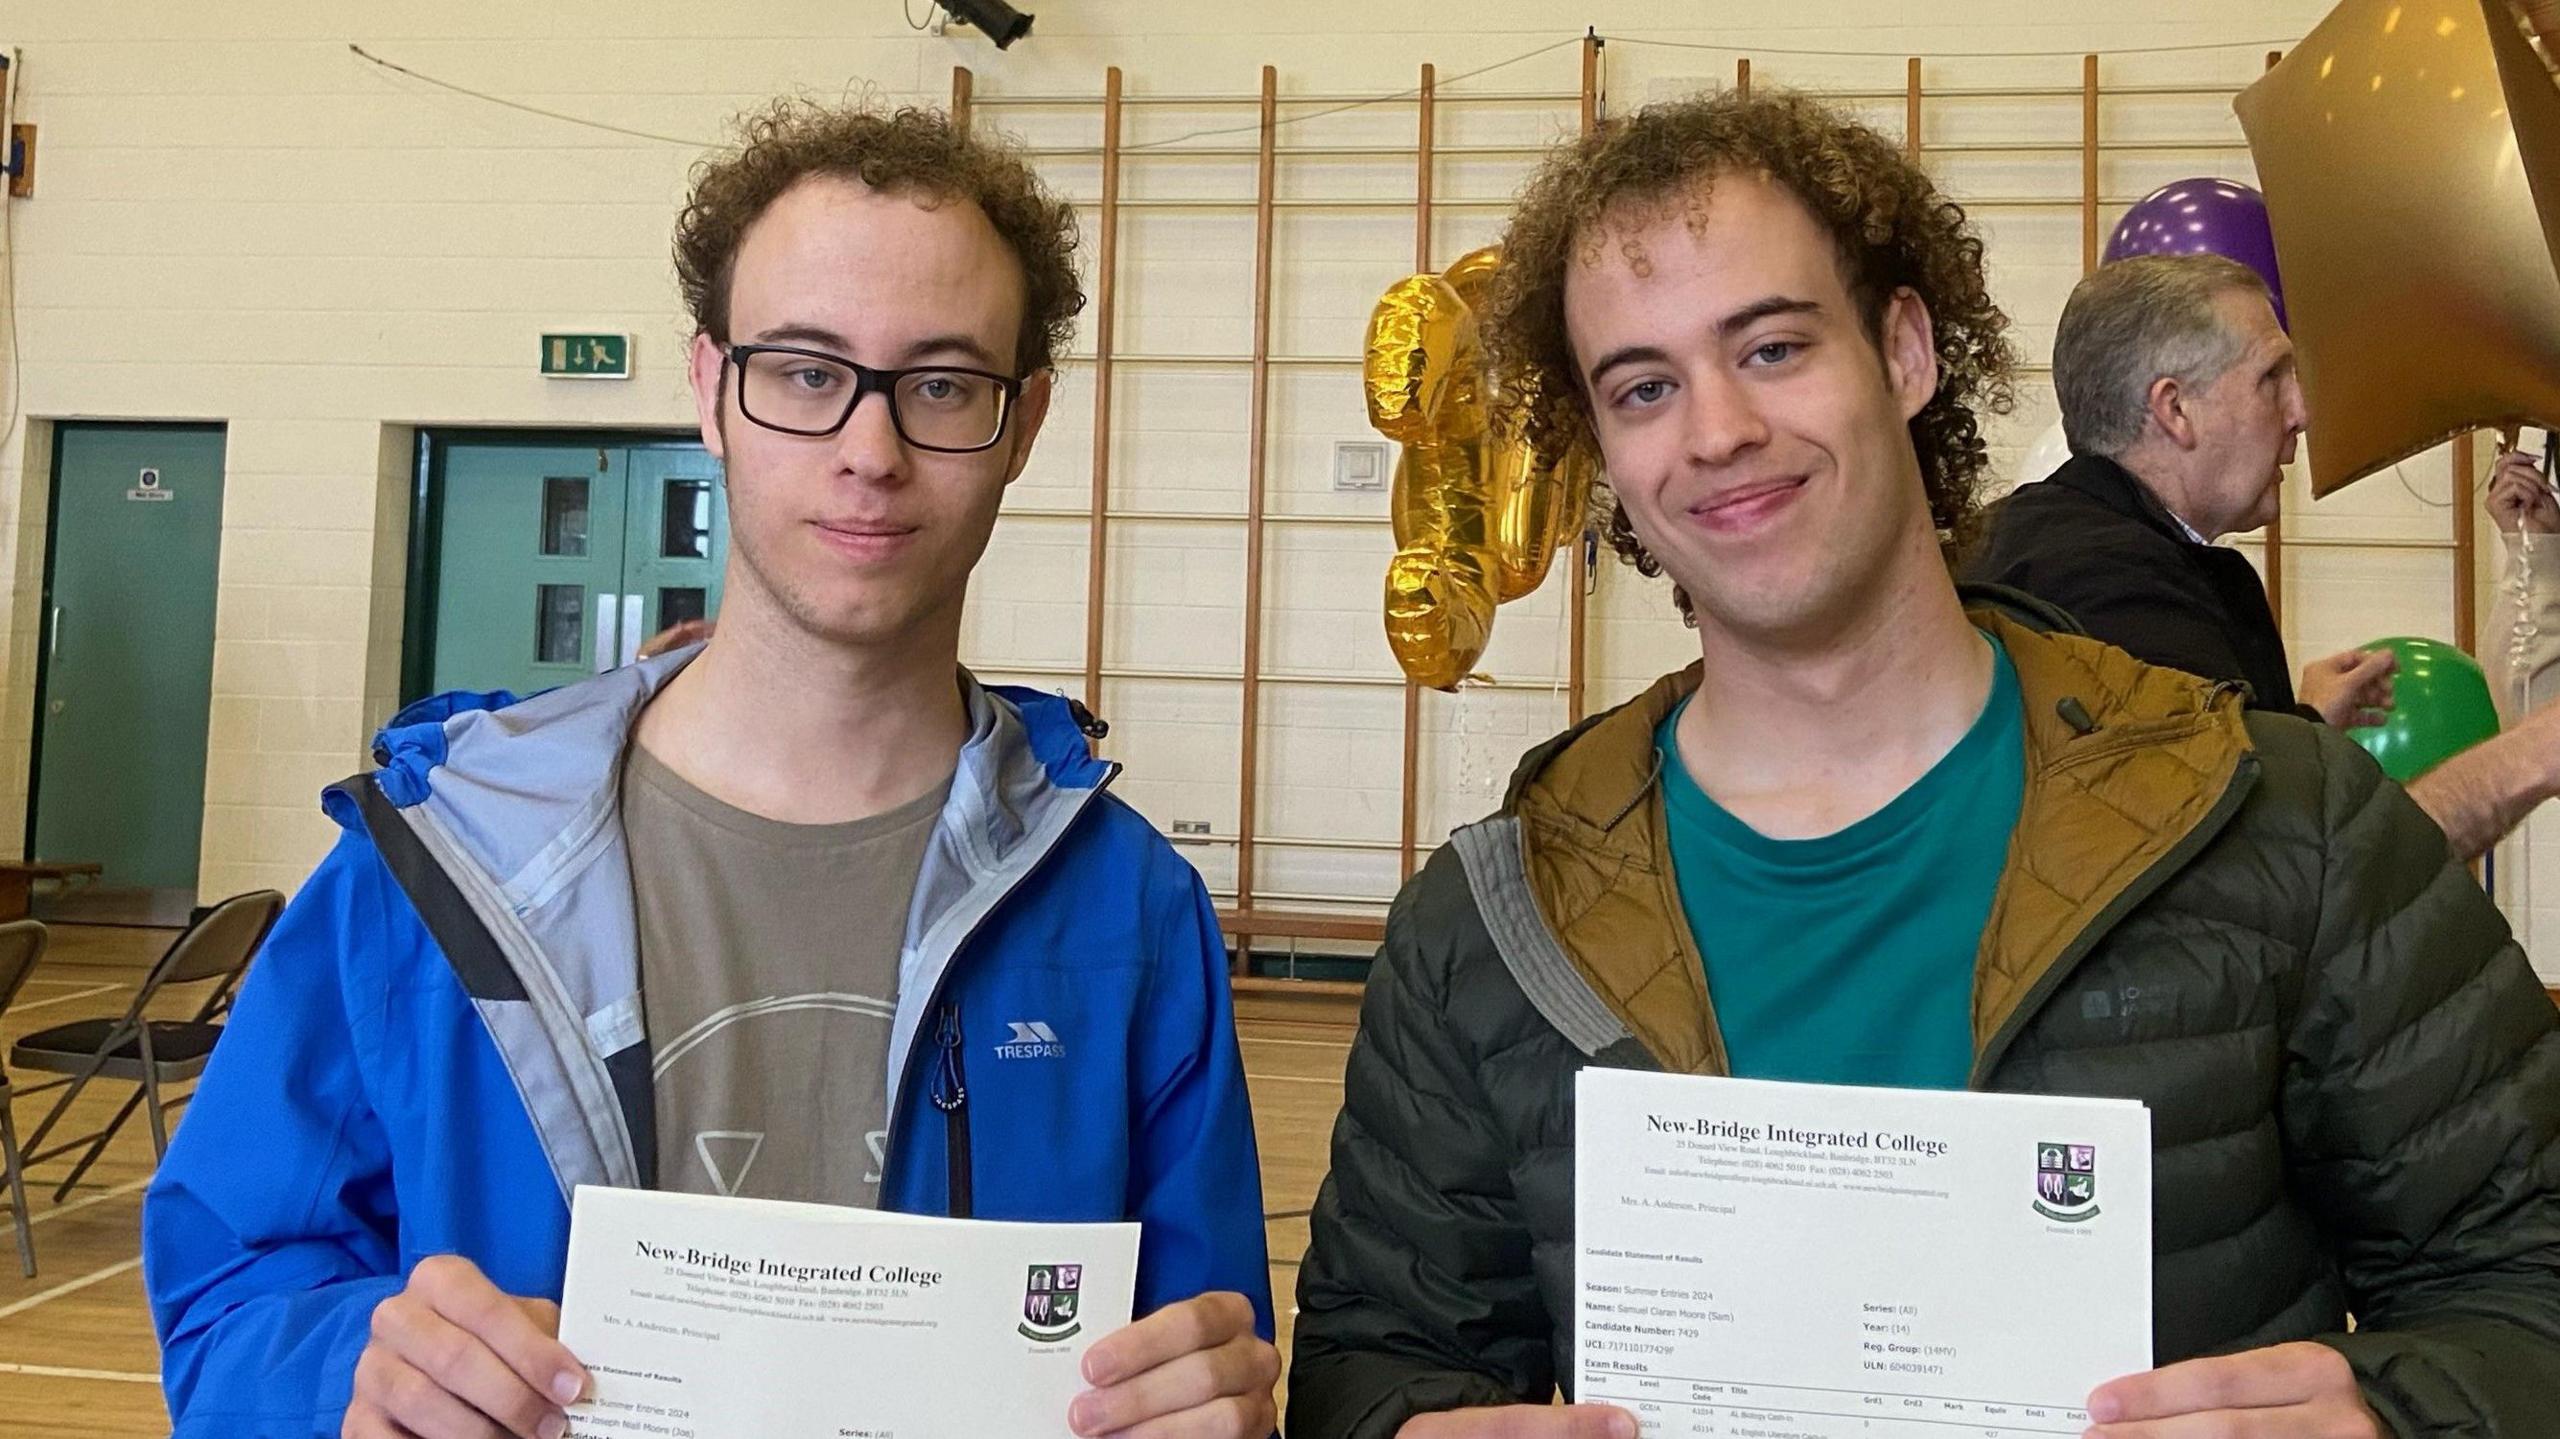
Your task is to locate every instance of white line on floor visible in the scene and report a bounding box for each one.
[0,1255,142,1321]
[1242,1073,1342,1086]
[0,1361,159,1384]
[17,978,92,989]
[6,983,124,1014]
[26,1177,152,1227]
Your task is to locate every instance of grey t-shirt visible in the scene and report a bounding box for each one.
[624,743,946,1207]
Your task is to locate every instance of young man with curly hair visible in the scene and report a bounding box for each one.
[145,102,1279,1439]
[1288,91,2560,1439]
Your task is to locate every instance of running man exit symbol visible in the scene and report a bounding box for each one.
[541,333,632,379]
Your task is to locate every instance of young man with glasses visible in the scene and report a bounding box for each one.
[145,102,1279,1439]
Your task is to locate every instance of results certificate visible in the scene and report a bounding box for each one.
[1575,1070,2151,1437]
[558,1186,1139,1439]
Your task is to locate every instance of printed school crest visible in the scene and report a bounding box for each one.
[1020,1263,1085,1342]
[2034,1142,2100,1223]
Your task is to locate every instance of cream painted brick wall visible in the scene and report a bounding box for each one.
[14,0,2532,946]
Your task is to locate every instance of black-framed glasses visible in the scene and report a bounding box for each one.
[725,343,1024,453]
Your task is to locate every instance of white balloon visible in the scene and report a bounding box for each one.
[1994,421,2073,502]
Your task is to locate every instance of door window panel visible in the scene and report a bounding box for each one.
[535,584,585,664]
[541,477,591,556]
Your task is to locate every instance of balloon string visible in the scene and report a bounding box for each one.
[2513,525,2536,716]
[2499,441,2546,915]
[1454,674,1485,808]
[2507,439,2553,720]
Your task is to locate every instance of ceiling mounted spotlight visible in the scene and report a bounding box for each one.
[938,0,1035,49]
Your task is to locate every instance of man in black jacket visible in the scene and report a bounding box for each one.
[1288,92,2560,1439]
[1968,257,2380,728]
[1968,253,2560,859]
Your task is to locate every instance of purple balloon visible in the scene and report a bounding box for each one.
[2102,178,2287,329]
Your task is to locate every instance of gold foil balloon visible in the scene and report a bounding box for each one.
[1437,246,1503,461]
[1482,409,1598,602]
[1442,243,1503,315]
[1385,547,1497,692]
[1384,439,1501,689]
[1389,442,1464,550]
[1363,273,1484,444]
[2236,0,2560,496]
[1478,434,1539,600]
[1449,245,1593,602]
[1367,247,1586,687]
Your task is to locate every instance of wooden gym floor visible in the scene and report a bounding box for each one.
[0,925,1359,1436]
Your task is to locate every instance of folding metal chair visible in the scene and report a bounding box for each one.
[0,919,47,1277]
[13,890,283,1203]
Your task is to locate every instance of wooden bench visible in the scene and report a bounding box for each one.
[1217,908,1386,946]
[1218,908,1383,999]
[0,861,103,923]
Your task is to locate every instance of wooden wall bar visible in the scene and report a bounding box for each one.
[1569,32,1601,724]
[1233,66,1281,939]
[1905,59,1923,156]
[2456,431,2479,653]
[1415,63,1436,260]
[1083,68,1125,717]
[2079,56,2098,276]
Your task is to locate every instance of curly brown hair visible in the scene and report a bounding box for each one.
[1482,90,2016,615]
[674,99,1084,372]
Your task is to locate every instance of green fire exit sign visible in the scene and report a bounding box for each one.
[542,332,631,379]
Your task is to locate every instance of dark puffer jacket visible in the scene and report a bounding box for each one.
[1289,609,2560,1439]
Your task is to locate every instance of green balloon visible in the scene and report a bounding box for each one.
[2345,636,2501,782]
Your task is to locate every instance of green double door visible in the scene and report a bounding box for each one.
[33,424,227,913]
[423,436,727,699]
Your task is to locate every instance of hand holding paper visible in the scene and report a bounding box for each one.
[1068,1290,1278,1438]
[2083,1343,2382,1438]
[347,1254,590,1439]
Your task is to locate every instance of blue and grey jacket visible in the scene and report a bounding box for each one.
[142,655,1273,1437]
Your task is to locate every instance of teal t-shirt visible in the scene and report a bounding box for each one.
[1655,636,2025,1090]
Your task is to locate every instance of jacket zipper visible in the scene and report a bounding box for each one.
[878,761,1121,1215]
[1969,748,2261,1086]
[930,1002,974,1217]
